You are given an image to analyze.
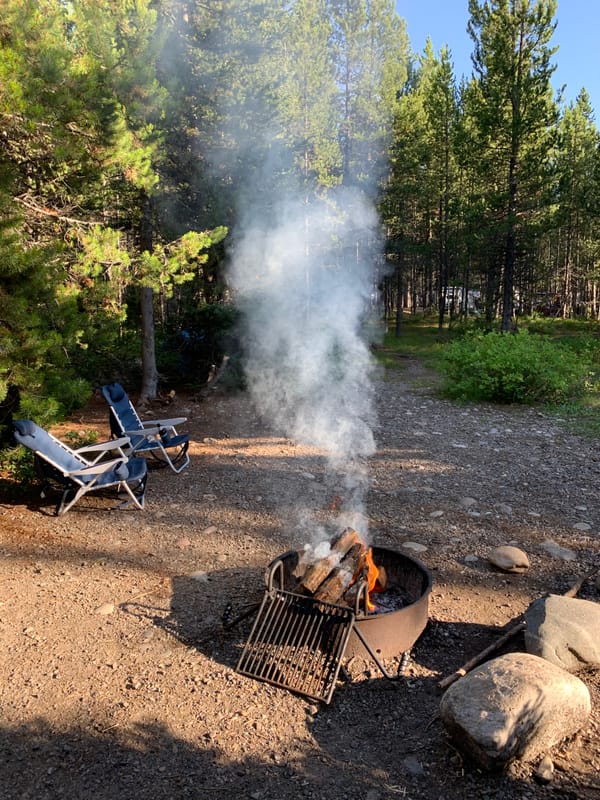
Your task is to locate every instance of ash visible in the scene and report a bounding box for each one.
[371,586,412,614]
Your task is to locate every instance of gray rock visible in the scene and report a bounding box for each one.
[460,497,477,508]
[535,754,554,783]
[573,522,591,531]
[540,540,577,561]
[488,545,529,573]
[524,594,600,671]
[402,755,424,776]
[439,652,590,770]
[402,541,428,553]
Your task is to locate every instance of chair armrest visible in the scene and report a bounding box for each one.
[75,437,131,465]
[125,426,161,437]
[76,436,131,454]
[69,457,125,477]
[141,417,187,428]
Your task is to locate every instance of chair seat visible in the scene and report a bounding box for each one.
[130,433,190,452]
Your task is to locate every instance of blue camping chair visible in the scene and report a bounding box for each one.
[13,420,147,515]
[101,383,190,474]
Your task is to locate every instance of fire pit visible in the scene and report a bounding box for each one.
[267,545,432,659]
[235,541,432,703]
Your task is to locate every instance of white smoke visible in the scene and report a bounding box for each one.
[228,187,381,536]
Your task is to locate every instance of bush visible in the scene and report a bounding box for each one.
[438,330,595,404]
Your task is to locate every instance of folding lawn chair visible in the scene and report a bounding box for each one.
[101,383,190,474]
[13,419,147,515]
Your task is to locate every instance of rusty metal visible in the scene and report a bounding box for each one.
[236,588,356,704]
[266,546,432,660]
[236,546,432,703]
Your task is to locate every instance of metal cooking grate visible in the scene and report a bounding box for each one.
[236,589,355,704]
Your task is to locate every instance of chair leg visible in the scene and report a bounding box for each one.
[116,476,146,510]
[157,442,190,473]
[57,486,85,515]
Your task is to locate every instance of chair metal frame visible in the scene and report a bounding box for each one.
[101,383,190,474]
[13,420,147,515]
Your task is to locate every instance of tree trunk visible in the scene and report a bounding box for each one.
[139,191,158,405]
[395,250,403,337]
[139,286,159,405]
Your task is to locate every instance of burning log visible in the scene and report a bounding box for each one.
[293,528,384,612]
[313,543,364,604]
[298,528,362,594]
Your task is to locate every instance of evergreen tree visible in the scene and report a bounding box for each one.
[278,0,342,191]
[466,0,559,330]
[553,90,600,316]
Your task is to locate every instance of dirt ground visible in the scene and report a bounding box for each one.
[1,358,599,800]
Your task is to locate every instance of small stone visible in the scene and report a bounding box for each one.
[402,755,424,776]
[176,537,192,548]
[402,541,428,553]
[189,571,209,582]
[535,754,554,783]
[460,497,477,508]
[541,540,577,562]
[201,525,218,535]
[488,545,529,573]
[573,522,591,531]
[95,603,115,615]
[430,510,444,518]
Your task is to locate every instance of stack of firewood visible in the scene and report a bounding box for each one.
[292,528,387,609]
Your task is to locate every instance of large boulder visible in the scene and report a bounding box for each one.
[439,652,590,770]
[524,593,600,672]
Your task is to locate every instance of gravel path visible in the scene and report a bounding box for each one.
[1,360,599,800]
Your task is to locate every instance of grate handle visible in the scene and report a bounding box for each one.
[267,559,285,592]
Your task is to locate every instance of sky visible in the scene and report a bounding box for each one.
[396,0,599,116]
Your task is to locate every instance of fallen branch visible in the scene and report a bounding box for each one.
[437,620,526,691]
[437,566,599,691]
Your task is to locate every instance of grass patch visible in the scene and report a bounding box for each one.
[374,316,600,437]
[372,314,449,368]
[546,394,600,437]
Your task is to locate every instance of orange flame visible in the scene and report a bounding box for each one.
[363,547,381,612]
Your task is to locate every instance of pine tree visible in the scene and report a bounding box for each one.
[466,0,559,330]
[553,90,600,316]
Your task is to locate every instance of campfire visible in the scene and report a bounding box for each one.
[291,527,387,613]
[235,528,433,703]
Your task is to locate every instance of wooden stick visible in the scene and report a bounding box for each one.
[562,566,599,598]
[437,565,599,691]
[437,621,526,690]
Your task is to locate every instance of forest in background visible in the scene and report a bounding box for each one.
[1,0,600,428]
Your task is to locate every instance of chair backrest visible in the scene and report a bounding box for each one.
[101,383,143,437]
[13,419,86,477]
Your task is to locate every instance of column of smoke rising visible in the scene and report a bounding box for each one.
[227,187,381,537]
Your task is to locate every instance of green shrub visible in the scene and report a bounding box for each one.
[18,375,92,426]
[438,330,595,404]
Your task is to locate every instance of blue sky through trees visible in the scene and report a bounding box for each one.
[397,0,599,114]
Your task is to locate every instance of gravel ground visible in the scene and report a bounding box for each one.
[1,358,599,800]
